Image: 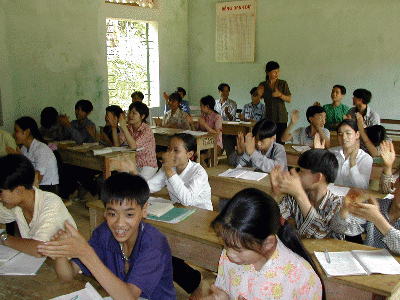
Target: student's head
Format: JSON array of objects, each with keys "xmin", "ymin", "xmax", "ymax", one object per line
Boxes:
[
  {"xmin": 175, "ymin": 87, "xmax": 186, "ymax": 99},
  {"xmin": 250, "ymin": 87, "xmax": 261, "ymax": 105},
  {"xmin": 298, "ymin": 149, "xmax": 338, "ymax": 188},
  {"xmin": 169, "ymin": 133, "xmax": 197, "ymax": 168},
  {"xmin": 218, "ymin": 83, "xmax": 230, "ymax": 99},
  {"xmin": 128, "ymin": 101, "xmax": 149, "ymax": 125},
  {"xmin": 306, "ymin": 105, "xmax": 326, "ymax": 127},
  {"xmin": 265, "ymin": 61, "xmax": 280, "ymax": 81},
  {"xmin": 75, "ymin": 100, "xmax": 93, "ymax": 120},
  {"xmin": 365, "ymin": 125, "xmax": 386, "ymax": 146},
  {"xmin": 105, "ymin": 105, "xmax": 123, "ymax": 125},
  {"xmin": 0, "ymin": 154, "xmax": 35, "ymax": 209},
  {"xmin": 252, "ymin": 119, "xmax": 277, "ymax": 153},
  {"xmin": 131, "ymin": 91, "xmax": 144, "ymax": 102},
  {"xmin": 167, "ymin": 92, "xmax": 182, "ymax": 111},
  {"xmin": 337, "ymin": 119, "xmax": 360, "ymax": 149},
  {"xmin": 101, "ymin": 173, "xmax": 149, "ymax": 243},
  {"xmin": 200, "ymin": 95, "xmax": 216, "ymax": 114},
  {"xmin": 14, "ymin": 116, "xmax": 45, "ymax": 144},
  {"xmin": 331, "ymin": 85, "xmax": 346, "ymax": 102},
  {"xmin": 353, "ymin": 89, "xmax": 372, "ymax": 105},
  {"xmin": 40, "ymin": 107, "xmax": 59, "ymax": 129}
]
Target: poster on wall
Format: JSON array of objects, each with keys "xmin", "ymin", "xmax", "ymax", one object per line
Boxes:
[{"xmin": 215, "ymin": 0, "xmax": 256, "ymax": 63}]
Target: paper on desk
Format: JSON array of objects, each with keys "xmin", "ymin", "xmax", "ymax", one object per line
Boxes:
[
  {"xmin": 181, "ymin": 130, "xmax": 208, "ymax": 136},
  {"xmin": 0, "ymin": 252, "xmax": 46, "ymax": 275},
  {"xmin": 218, "ymin": 168, "xmax": 268, "ymax": 181},
  {"xmin": 0, "ymin": 245, "xmax": 20, "ymax": 263},
  {"xmin": 292, "ymin": 145, "xmax": 311, "ymax": 153},
  {"xmin": 51, "ymin": 282, "xmax": 103, "ymax": 300},
  {"xmin": 92, "ymin": 147, "xmax": 140, "ymax": 156}
]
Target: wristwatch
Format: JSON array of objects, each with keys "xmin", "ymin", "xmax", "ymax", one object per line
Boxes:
[{"xmin": 1, "ymin": 233, "xmax": 8, "ymax": 246}]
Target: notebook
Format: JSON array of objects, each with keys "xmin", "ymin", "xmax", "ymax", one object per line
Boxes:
[
  {"xmin": 0, "ymin": 252, "xmax": 46, "ymax": 275},
  {"xmin": 218, "ymin": 168, "xmax": 268, "ymax": 181},
  {"xmin": 314, "ymin": 249, "xmax": 400, "ymax": 277},
  {"xmin": 146, "ymin": 207, "xmax": 196, "ymax": 224},
  {"xmin": 147, "ymin": 197, "xmax": 174, "ymax": 217},
  {"xmin": 0, "ymin": 245, "xmax": 20, "ymax": 263}
]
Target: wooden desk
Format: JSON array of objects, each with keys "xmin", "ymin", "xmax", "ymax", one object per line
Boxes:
[
  {"xmin": 57, "ymin": 144, "xmax": 136, "ymax": 179},
  {"xmin": 152, "ymin": 127, "xmax": 217, "ymax": 166},
  {"xmin": 0, "ymin": 258, "xmax": 107, "ymax": 299},
  {"xmin": 206, "ymin": 164, "xmax": 272, "ymax": 199},
  {"xmin": 222, "ymin": 121, "xmax": 255, "ymax": 136}
]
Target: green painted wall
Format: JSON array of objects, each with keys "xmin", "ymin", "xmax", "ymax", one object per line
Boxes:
[{"xmin": 187, "ymin": 0, "xmax": 400, "ymax": 128}]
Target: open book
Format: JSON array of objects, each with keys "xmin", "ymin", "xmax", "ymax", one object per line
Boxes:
[
  {"xmin": 147, "ymin": 197, "xmax": 174, "ymax": 217},
  {"xmin": 0, "ymin": 245, "xmax": 19, "ymax": 263},
  {"xmin": 314, "ymin": 249, "xmax": 400, "ymax": 277},
  {"xmin": 218, "ymin": 168, "xmax": 268, "ymax": 181},
  {"xmin": 0, "ymin": 252, "xmax": 46, "ymax": 275}
]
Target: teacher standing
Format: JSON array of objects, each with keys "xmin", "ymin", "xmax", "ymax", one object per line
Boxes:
[{"xmin": 258, "ymin": 61, "xmax": 291, "ymax": 144}]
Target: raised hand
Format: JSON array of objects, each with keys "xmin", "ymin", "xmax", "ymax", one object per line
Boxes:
[
  {"xmin": 244, "ymin": 132, "xmax": 256, "ymax": 155},
  {"xmin": 236, "ymin": 132, "xmax": 245, "ymax": 154},
  {"xmin": 270, "ymin": 164, "xmax": 283, "ymax": 198},
  {"xmin": 279, "ymin": 168, "xmax": 304, "ymax": 198},
  {"xmin": 290, "ymin": 110, "xmax": 300, "ymax": 124},
  {"xmin": 106, "ymin": 112, "xmax": 119, "ymax": 129},
  {"xmin": 313, "ymin": 132, "xmax": 325, "ymax": 149},
  {"xmin": 355, "ymin": 112, "xmax": 365, "ymax": 129},
  {"xmin": 118, "ymin": 113, "xmax": 128, "ymax": 129},
  {"xmin": 381, "ymin": 140, "xmax": 396, "ymax": 168},
  {"xmin": 348, "ymin": 195, "xmax": 382, "ymax": 223}
]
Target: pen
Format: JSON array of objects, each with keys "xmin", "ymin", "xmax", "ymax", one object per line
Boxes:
[{"xmin": 324, "ymin": 249, "xmax": 331, "ymax": 263}]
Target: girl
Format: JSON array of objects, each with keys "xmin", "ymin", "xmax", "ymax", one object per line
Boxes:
[
  {"xmin": 111, "ymin": 101, "xmax": 157, "ymax": 180},
  {"xmin": 101, "ymin": 105, "xmax": 123, "ymax": 146},
  {"xmin": 329, "ymin": 119, "xmax": 373, "ymax": 189},
  {"xmin": 205, "ymin": 188, "xmax": 323, "ymax": 300},
  {"xmin": 155, "ymin": 93, "xmax": 190, "ymax": 129},
  {"xmin": 10, "ymin": 116, "xmax": 59, "ymax": 193}
]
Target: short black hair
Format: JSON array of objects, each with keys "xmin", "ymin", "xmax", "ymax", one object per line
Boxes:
[
  {"xmin": 175, "ymin": 87, "xmax": 186, "ymax": 96},
  {"xmin": 105, "ymin": 105, "xmax": 123, "ymax": 118},
  {"xmin": 353, "ymin": 89, "xmax": 372, "ymax": 104},
  {"xmin": 101, "ymin": 172, "xmax": 150, "ymax": 208},
  {"xmin": 365, "ymin": 125, "xmax": 386, "ymax": 146},
  {"xmin": 128, "ymin": 101, "xmax": 149, "ymax": 123},
  {"xmin": 0, "ymin": 154, "xmax": 35, "ymax": 190},
  {"xmin": 250, "ymin": 87, "xmax": 258, "ymax": 96},
  {"xmin": 200, "ymin": 95, "xmax": 216, "ymax": 111},
  {"xmin": 337, "ymin": 119, "xmax": 358, "ymax": 133},
  {"xmin": 265, "ymin": 61, "xmax": 280, "ymax": 72},
  {"xmin": 171, "ymin": 133, "xmax": 197, "ymax": 153},
  {"xmin": 333, "ymin": 85, "xmax": 346, "ymax": 95},
  {"xmin": 75, "ymin": 99, "xmax": 93, "ymax": 113},
  {"xmin": 40, "ymin": 107, "xmax": 59, "ymax": 129},
  {"xmin": 298, "ymin": 149, "xmax": 338, "ymax": 184},
  {"xmin": 131, "ymin": 91, "xmax": 144, "ymax": 100},
  {"xmin": 218, "ymin": 83, "xmax": 230, "ymax": 92},
  {"xmin": 169, "ymin": 92, "xmax": 183, "ymax": 104},
  {"xmin": 252, "ymin": 119, "xmax": 277, "ymax": 140},
  {"xmin": 306, "ymin": 105, "xmax": 326, "ymax": 123}
]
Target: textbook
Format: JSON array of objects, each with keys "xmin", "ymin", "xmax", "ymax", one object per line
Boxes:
[
  {"xmin": 218, "ymin": 168, "xmax": 268, "ymax": 181},
  {"xmin": 147, "ymin": 197, "xmax": 174, "ymax": 217},
  {"xmin": 147, "ymin": 207, "xmax": 196, "ymax": 224},
  {"xmin": 0, "ymin": 252, "xmax": 46, "ymax": 275},
  {"xmin": 314, "ymin": 249, "xmax": 400, "ymax": 277}
]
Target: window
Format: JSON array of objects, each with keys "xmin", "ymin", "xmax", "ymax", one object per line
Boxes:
[{"xmin": 106, "ymin": 18, "xmax": 159, "ymax": 109}]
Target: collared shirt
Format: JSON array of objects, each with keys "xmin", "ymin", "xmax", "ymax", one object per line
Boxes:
[
  {"xmin": 230, "ymin": 141, "xmax": 288, "ymax": 172},
  {"xmin": 347, "ymin": 106, "xmax": 380, "ymax": 127},
  {"xmin": 197, "ymin": 111, "xmax": 223, "ymax": 149},
  {"xmin": 279, "ymin": 189, "xmax": 344, "ymax": 239},
  {"xmin": 323, "ymin": 103, "xmax": 350, "ymax": 130},
  {"xmin": 164, "ymin": 100, "xmax": 191, "ymax": 115},
  {"xmin": 242, "ymin": 102, "xmax": 265, "ymax": 121},
  {"xmin": 69, "ymin": 118, "xmax": 96, "ymax": 144},
  {"xmin": 147, "ymin": 160, "xmax": 212, "ymax": 210},
  {"xmin": 214, "ymin": 239, "xmax": 322, "ymax": 300},
  {"xmin": 329, "ymin": 147, "xmax": 373, "ymax": 189},
  {"xmin": 74, "ymin": 221, "xmax": 176, "ymax": 300},
  {"xmin": 0, "ymin": 129, "xmax": 17, "ymax": 156},
  {"xmin": 162, "ymin": 108, "xmax": 190, "ymax": 130},
  {"xmin": 21, "ymin": 138, "xmax": 59, "ymax": 185},
  {"xmin": 215, "ymin": 98, "xmax": 237, "ymax": 121},
  {"xmin": 291, "ymin": 126, "xmax": 330, "ymax": 147},
  {"xmin": 0, "ymin": 187, "xmax": 76, "ymax": 241},
  {"xmin": 119, "ymin": 122, "xmax": 157, "ymax": 168}
]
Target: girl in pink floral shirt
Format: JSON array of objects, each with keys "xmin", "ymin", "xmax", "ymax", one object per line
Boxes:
[{"xmin": 204, "ymin": 188, "xmax": 324, "ymax": 300}]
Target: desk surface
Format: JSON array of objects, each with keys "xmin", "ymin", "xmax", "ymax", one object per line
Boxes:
[{"xmin": 222, "ymin": 121, "xmax": 255, "ymax": 135}]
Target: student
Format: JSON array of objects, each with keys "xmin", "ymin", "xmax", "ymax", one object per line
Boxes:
[
  {"xmin": 58, "ymin": 99, "xmax": 97, "ymax": 144},
  {"xmin": 0, "ymin": 128, "xmax": 17, "ymax": 156},
  {"xmin": 155, "ymin": 93, "xmax": 190, "ymax": 130},
  {"xmin": 271, "ymin": 149, "xmax": 344, "ymax": 239},
  {"xmin": 238, "ymin": 87, "xmax": 265, "ymax": 122},
  {"xmin": 101, "ymin": 105, "xmax": 123, "ymax": 147},
  {"xmin": 379, "ymin": 141, "xmax": 399, "ymax": 194},
  {"xmin": 10, "ymin": 116, "xmax": 59, "ymax": 193},
  {"xmin": 39, "ymin": 106, "xmax": 68, "ymax": 141},
  {"xmin": 0, "ymin": 154, "xmax": 76, "ymax": 257},
  {"xmin": 345, "ymin": 88, "xmax": 380, "ymax": 127},
  {"xmin": 131, "ymin": 91, "xmax": 145, "ymax": 102},
  {"xmin": 329, "ymin": 119, "xmax": 373, "ymax": 189},
  {"xmin": 37, "ymin": 173, "xmax": 176, "ymax": 300},
  {"xmin": 205, "ymin": 188, "xmax": 323, "ymax": 300},
  {"xmin": 214, "ymin": 83, "xmax": 237, "ymax": 121},
  {"xmin": 281, "ymin": 106, "xmax": 331, "ymax": 148},
  {"xmin": 163, "ymin": 87, "xmax": 191, "ymax": 115},
  {"xmin": 257, "ymin": 61, "xmax": 291, "ymax": 144},
  {"xmin": 111, "ymin": 101, "xmax": 158, "ymax": 180},
  {"xmin": 323, "ymin": 85, "xmax": 349, "ymax": 130},
  {"xmin": 229, "ymin": 119, "xmax": 287, "ymax": 172}
]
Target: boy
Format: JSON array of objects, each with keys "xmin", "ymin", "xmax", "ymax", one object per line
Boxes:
[
  {"xmin": 271, "ymin": 149, "xmax": 344, "ymax": 239},
  {"xmin": 323, "ymin": 85, "xmax": 349, "ymax": 130},
  {"xmin": 281, "ymin": 105, "xmax": 331, "ymax": 148},
  {"xmin": 229, "ymin": 119, "xmax": 287, "ymax": 172},
  {"xmin": 131, "ymin": 91, "xmax": 145, "ymax": 102},
  {"xmin": 345, "ymin": 88, "xmax": 380, "ymax": 127},
  {"xmin": 59, "ymin": 99, "xmax": 96, "ymax": 144},
  {"xmin": 37, "ymin": 172, "xmax": 175, "ymax": 300},
  {"xmin": 0, "ymin": 154, "xmax": 76, "ymax": 257},
  {"xmin": 238, "ymin": 87, "xmax": 265, "ymax": 122}
]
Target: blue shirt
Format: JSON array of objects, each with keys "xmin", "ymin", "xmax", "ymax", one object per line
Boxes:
[
  {"xmin": 164, "ymin": 99, "xmax": 191, "ymax": 115},
  {"xmin": 242, "ymin": 102, "xmax": 265, "ymax": 121},
  {"xmin": 73, "ymin": 221, "xmax": 176, "ymax": 300},
  {"xmin": 69, "ymin": 118, "xmax": 96, "ymax": 144}
]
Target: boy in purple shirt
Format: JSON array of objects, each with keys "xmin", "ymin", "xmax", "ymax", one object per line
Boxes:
[{"xmin": 38, "ymin": 173, "xmax": 175, "ymax": 300}]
